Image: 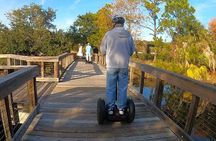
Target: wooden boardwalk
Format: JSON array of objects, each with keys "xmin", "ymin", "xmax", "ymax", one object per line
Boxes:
[{"xmin": 21, "ymin": 60, "xmax": 180, "ymax": 141}]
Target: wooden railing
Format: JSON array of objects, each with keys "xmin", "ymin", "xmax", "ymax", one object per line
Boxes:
[
  {"xmin": 0, "ymin": 66, "xmax": 39, "ymax": 141},
  {"xmin": 96, "ymin": 54, "xmax": 216, "ymax": 140},
  {"xmin": 0, "ymin": 52, "xmax": 75, "ymax": 82},
  {"xmin": 0, "ymin": 52, "xmax": 76, "ymax": 141}
]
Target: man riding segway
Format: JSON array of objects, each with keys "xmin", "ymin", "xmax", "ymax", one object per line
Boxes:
[{"xmin": 97, "ymin": 15, "xmax": 136, "ymax": 124}]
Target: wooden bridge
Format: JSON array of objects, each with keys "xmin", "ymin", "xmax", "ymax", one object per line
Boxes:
[{"xmin": 0, "ymin": 53, "xmax": 216, "ymax": 141}]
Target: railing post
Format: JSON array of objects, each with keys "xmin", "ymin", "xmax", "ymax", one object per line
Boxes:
[
  {"xmin": 20, "ymin": 60, "xmax": 24, "ymax": 65},
  {"xmin": 129, "ymin": 67, "xmax": 134, "ymax": 86},
  {"xmin": 95, "ymin": 54, "xmax": 98, "ymax": 64},
  {"xmin": 72, "ymin": 54, "xmax": 74, "ymax": 62},
  {"xmin": 153, "ymin": 78, "xmax": 164, "ymax": 108},
  {"xmin": 41, "ymin": 62, "xmax": 44, "ymax": 78},
  {"xmin": 54, "ymin": 62, "xmax": 59, "ymax": 79},
  {"xmin": 0, "ymin": 97, "xmax": 13, "ymax": 141},
  {"xmin": 59, "ymin": 61, "xmax": 62, "ymax": 77},
  {"xmin": 13, "ymin": 59, "xmax": 15, "ymax": 66},
  {"xmin": 65, "ymin": 56, "xmax": 68, "ymax": 67},
  {"xmin": 184, "ymin": 95, "xmax": 200, "ymax": 134},
  {"xmin": 103, "ymin": 56, "xmax": 106, "ymax": 66},
  {"xmin": 8, "ymin": 94, "xmax": 19, "ymax": 128},
  {"xmin": 101, "ymin": 56, "xmax": 103, "ymax": 66},
  {"xmin": 27, "ymin": 61, "xmax": 31, "ymax": 66},
  {"xmin": 27, "ymin": 77, "xmax": 37, "ymax": 112},
  {"xmin": 139, "ymin": 71, "xmax": 145, "ymax": 94},
  {"xmin": 7, "ymin": 58, "xmax": 11, "ymax": 66}
]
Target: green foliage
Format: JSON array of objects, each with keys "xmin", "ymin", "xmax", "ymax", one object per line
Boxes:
[
  {"xmin": 0, "ymin": 3, "xmax": 70, "ymax": 56},
  {"xmin": 73, "ymin": 12, "xmax": 98, "ymax": 45},
  {"xmin": 160, "ymin": 0, "xmax": 205, "ymax": 40},
  {"xmin": 154, "ymin": 60, "xmax": 186, "ymax": 74},
  {"xmin": 174, "ymin": 36, "xmax": 209, "ymax": 67},
  {"xmin": 135, "ymin": 53, "xmax": 154, "ymax": 61},
  {"xmin": 90, "ymin": 4, "xmax": 113, "ymax": 47},
  {"xmin": 141, "ymin": 0, "xmax": 164, "ymax": 38}
]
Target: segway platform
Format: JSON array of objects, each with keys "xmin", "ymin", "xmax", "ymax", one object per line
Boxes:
[{"xmin": 97, "ymin": 98, "xmax": 135, "ymax": 125}]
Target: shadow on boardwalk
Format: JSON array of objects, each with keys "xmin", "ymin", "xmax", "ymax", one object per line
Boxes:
[{"xmin": 62, "ymin": 60, "xmax": 104, "ymax": 82}]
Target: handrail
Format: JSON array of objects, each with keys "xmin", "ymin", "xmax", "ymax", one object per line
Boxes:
[
  {"xmin": 129, "ymin": 61, "xmax": 216, "ymax": 104},
  {"xmin": 0, "ymin": 66, "xmax": 31, "ymax": 70},
  {"xmin": 0, "ymin": 66, "xmax": 39, "ymax": 141},
  {"xmin": 0, "ymin": 53, "xmax": 69, "ymax": 62},
  {"xmin": 0, "ymin": 52, "xmax": 76, "ymax": 82},
  {"xmin": 0, "ymin": 66, "xmax": 38, "ymax": 100}
]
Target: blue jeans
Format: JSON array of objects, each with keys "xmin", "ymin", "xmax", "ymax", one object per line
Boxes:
[{"xmin": 106, "ymin": 68, "xmax": 128, "ymax": 109}]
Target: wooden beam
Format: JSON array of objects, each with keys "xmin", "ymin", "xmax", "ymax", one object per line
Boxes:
[
  {"xmin": 0, "ymin": 66, "xmax": 39, "ymax": 100},
  {"xmin": 27, "ymin": 77, "xmax": 37, "ymax": 112},
  {"xmin": 154, "ymin": 79, "xmax": 164, "ymax": 108},
  {"xmin": 41, "ymin": 62, "xmax": 44, "ymax": 78},
  {"xmin": 0, "ymin": 97, "xmax": 13, "ymax": 141},
  {"xmin": 184, "ymin": 95, "xmax": 200, "ymax": 134},
  {"xmin": 8, "ymin": 94, "xmax": 19, "ymax": 127},
  {"xmin": 129, "ymin": 67, "xmax": 134, "ymax": 86},
  {"xmin": 129, "ymin": 86, "xmax": 193, "ymax": 141},
  {"xmin": 12, "ymin": 105, "xmax": 40, "ymax": 141},
  {"xmin": 0, "ymin": 66, "xmax": 29, "ymax": 70},
  {"xmin": 7, "ymin": 58, "xmax": 11, "ymax": 66},
  {"xmin": 139, "ymin": 71, "xmax": 145, "ymax": 94},
  {"xmin": 54, "ymin": 62, "xmax": 59, "ymax": 79}
]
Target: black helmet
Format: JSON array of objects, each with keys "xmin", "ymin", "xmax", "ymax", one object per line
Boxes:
[{"xmin": 112, "ymin": 15, "xmax": 125, "ymax": 24}]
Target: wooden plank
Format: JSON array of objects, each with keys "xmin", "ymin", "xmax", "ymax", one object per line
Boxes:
[
  {"xmin": 34, "ymin": 118, "xmax": 165, "ymax": 131},
  {"xmin": 139, "ymin": 71, "xmax": 144, "ymax": 94},
  {"xmin": 129, "ymin": 67, "xmax": 134, "ymax": 86},
  {"xmin": 0, "ymin": 97, "xmax": 13, "ymax": 141},
  {"xmin": 13, "ymin": 105, "xmax": 40, "ymax": 141},
  {"xmin": 129, "ymin": 86, "xmax": 193, "ymax": 141},
  {"xmin": 8, "ymin": 94, "xmax": 19, "ymax": 127},
  {"xmin": 184, "ymin": 95, "xmax": 200, "ymax": 134},
  {"xmin": 0, "ymin": 53, "xmax": 75, "ymax": 63},
  {"xmin": 0, "ymin": 66, "xmax": 29, "ymax": 70},
  {"xmin": 22, "ymin": 130, "xmax": 178, "ymax": 141},
  {"xmin": 0, "ymin": 66, "xmax": 39, "ymax": 100},
  {"xmin": 36, "ymin": 77, "xmax": 59, "ymax": 82},
  {"xmin": 24, "ymin": 127, "xmax": 174, "ymax": 139},
  {"xmin": 41, "ymin": 62, "xmax": 44, "ymax": 78},
  {"xmin": 7, "ymin": 58, "xmax": 11, "ymax": 66},
  {"xmin": 54, "ymin": 62, "xmax": 59, "ymax": 79},
  {"xmin": 27, "ymin": 77, "xmax": 37, "ymax": 112},
  {"xmin": 154, "ymin": 79, "xmax": 164, "ymax": 108},
  {"xmin": 13, "ymin": 83, "xmax": 55, "ymax": 141}
]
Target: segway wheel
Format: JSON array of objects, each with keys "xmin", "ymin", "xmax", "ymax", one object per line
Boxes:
[
  {"xmin": 126, "ymin": 98, "xmax": 135, "ymax": 123},
  {"xmin": 97, "ymin": 98, "xmax": 106, "ymax": 125}
]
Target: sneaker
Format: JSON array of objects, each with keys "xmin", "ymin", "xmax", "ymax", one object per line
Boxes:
[
  {"xmin": 108, "ymin": 108, "xmax": 114, "ymax": 115},
  {"xmin": 119, "ymin": 109, "xmax": 124, "ymax": 115}
]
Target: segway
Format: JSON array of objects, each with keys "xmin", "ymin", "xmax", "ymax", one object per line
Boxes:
[{"xmin": 97, "ymin": 85, "xmax": 135, "ymax": 125}]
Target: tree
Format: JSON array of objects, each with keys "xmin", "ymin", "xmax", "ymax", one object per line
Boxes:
[
  {"xmin": 208, "ymin": 18, "xmax": 216, "ymax": 66},
  {"xmin": 66, "ymin": 25, "xmax": 83, "ymax": 50},
  {"xmin": 0, "ymin": 22, "xmax": 10, "ymax": 53},
  {"xmin": 73, "ymin": 12, "xmax": 98, "ymax": 45},
  {"xmin": 141, "ymin": 0, "xmax": 164, "ymax": 39},
  {"xmin": 7, "ymin": 4, "xmax": 55, "ymax": 30},
  {"xmin": 6, "ymin": 3, "xmax": 56, "ymax": 55},
  {"xmin": 88, "ymin": 4, "xmax": 113, "ymax": 47},
  {"xmin": 160, "ymin": 0, "xmax": 204, "ymax": 40},
  {"xmin": 209, "ymin": 18, "xmax": 216, "ymax": 40}
]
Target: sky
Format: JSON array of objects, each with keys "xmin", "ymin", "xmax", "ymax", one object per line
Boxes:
[{"xmin": 0, "ymin": 0, "xmax": 215, "ymax": 41}]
